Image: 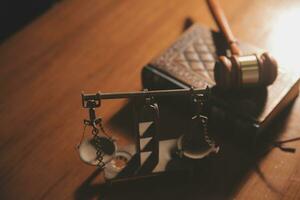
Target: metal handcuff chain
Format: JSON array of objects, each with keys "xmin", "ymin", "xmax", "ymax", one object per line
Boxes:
[
  {"xmin": 78, "ymin": 118, "xmax": 115, "ymax": 169},
  {"xmin": 192, "ymin": 89, "xmax": 219, "ymax": 154}
]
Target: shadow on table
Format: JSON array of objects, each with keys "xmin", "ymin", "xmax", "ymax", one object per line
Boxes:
[{"xmin": 74, "ymin": 96, "xmax": 298, "ymax": 200}]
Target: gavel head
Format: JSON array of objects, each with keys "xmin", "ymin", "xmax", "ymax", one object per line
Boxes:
[{"xmin": 214, "ymin": 52, "xmax": 278, "ymax": 90}]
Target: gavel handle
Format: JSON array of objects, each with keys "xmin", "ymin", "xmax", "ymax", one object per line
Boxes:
[{"xmin": 206, "ymin": 0, "xmax": 242, "ymax": 55}]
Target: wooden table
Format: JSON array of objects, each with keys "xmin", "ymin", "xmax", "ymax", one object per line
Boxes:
[{"xmin": 1, "ymin": 0, "xmax": 300, "ymax": 199}]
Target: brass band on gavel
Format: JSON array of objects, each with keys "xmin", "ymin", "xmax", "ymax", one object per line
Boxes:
[{"xmin": 236, "ymin": 55, "xmax": 260, "ymax": 85}]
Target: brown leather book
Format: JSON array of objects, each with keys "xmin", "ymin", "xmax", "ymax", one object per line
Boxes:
[{"xmin": 142, "ymin": 24, "xmax": 300, "ymax": 145}]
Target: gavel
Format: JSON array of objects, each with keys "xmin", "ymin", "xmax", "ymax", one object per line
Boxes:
[{"xmin": 206, "ymin": 0, "xmax": 278, "ymax": 90}]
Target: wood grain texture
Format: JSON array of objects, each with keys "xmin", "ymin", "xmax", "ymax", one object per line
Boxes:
[{"xmin": 0, "ymin": 0, "xmax": 300, "ymax": 199}]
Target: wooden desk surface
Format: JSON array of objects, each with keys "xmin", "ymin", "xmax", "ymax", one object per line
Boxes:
[{"xmin": 1, "ymin": 0, "xmax": 300, "ymax": 199}]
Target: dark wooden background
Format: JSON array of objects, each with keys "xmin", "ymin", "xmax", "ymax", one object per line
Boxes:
[
  {"xmin": 0, "ymin": 0, "xmax": 57, "ymax": 41},
  {"xmin": 1, "ymin": 0, "xmax": 300, "ymax": 199}
]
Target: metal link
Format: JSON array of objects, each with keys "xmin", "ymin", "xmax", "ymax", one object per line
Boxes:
[{"xmin": 191, "ymin": 87, "xmax": 217, "ymax": 151}]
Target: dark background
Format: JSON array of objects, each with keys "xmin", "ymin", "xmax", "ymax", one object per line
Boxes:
[{"xmin": 0, "ymin": 0, "xmax": 57, "ymax": 42}]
